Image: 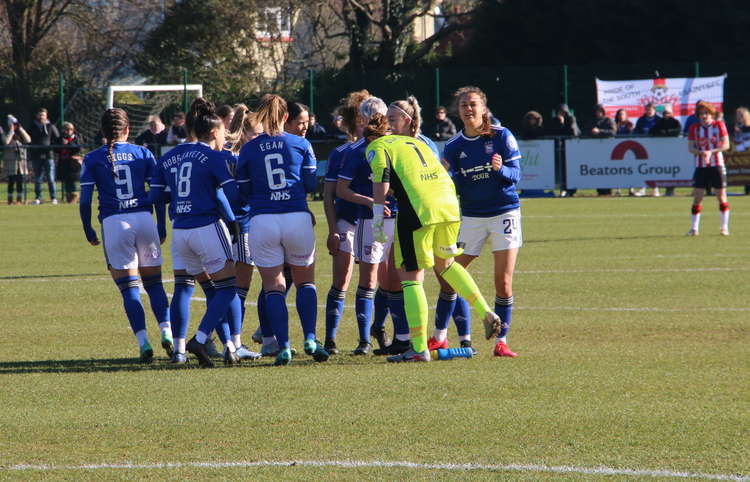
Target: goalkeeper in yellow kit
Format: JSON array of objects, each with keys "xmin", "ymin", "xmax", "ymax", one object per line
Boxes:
[{"xmin": 364, "ymin": 113, "xmax": 501, "ymax": 362}]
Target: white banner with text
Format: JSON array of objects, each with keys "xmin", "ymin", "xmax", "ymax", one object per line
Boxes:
[{"xmin": 566, "ymin": 138, "xmax": 694, "ymax": 189}]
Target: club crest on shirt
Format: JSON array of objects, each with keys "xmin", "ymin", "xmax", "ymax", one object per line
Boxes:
[
  {"xmin": 506, "ymin": 135, "xmax": 518, "ymax": 152},
  {"xmin": 484, "ymin": 141, "xmax": 494, "ymax": 155}
]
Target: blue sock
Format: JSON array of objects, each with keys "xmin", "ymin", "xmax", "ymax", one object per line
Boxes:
[
  {"xmin": 237, "ymin": 287, "xmax": 248, "ymax": 328},
  {"xmin": 115, "ymin": 276, "xmax": 146, "ymax": 337},
  {"xmin": 170, "ymin": 275, "xmax": 195, "ymax": 340},
  {"xmin": 453, "ymin": 296, "xmax": 471, "ymax": 337},
  {"xmin": 215, "ymin": 320, "xmax": 230, "ymax": 345},
  {"xmin": 227, "ymin": 289, "xmax": 243, "ymax": 337},
  {"xmin": 296, "ymin": 282, "xmax": 317, "ymax": 341},
  {"xmin": 325, "ymin": 286, "xmax": 345, "ymax": 341},
  {"xmin": 199, "ymin": 279, "xmax": 215, "ymax": 304},
  {"xmin": 257, "ymin": 289, "xmax": 274, "ymax": 337},
  {"xmin": 355, "ymin": 286, "xmax": 375, "ymax": 342},
  {"xmin": 141, "ymin": 274, "xmax": 170, "ymax": 325},
  {"xmin": 388, "ymin": 290, "xmax": 409, "ymax": 338},
  {"xmin": 495, "ymin": 295, "xmax": 514, "ymax": 339},
  {"xmin": 435, "ymin": 291, "xmax": 457, "ymax": 331},
  {"xmin": 196, "ymin": 277, "xmax": 237, "ymax": 340},
  {"xmin": 372, "ymin": 287, "xmax": 389, "ymax": 331},
  {"xmin": 265, "ymin": 290, "xmax": 289, "ymax": 348}
]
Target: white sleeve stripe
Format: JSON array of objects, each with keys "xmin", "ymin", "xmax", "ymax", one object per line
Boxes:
[
  {"xmin": 338, "ymin": 175, "xmax": 353, "ymax": 180},
  {"xmin": 302, "ymin": 166, "xmax": 316, "ymax": 170},
  {"xmin": 236, "ymin": 179, "xmax": 250, "ymax": 184},
  {"xmin": 505, "ymin": 155, "xmax": 522, "ymax": 161},
  {"xmin": 80, "ymin": 182, "xmax": 95, "ymax": 186},
  {"xmin": 150, "ymin": 184, "xmax": 165, "ymax": 188},
  {"xmin": 324, "ymin": 177, "xmax": 338, "ymax": 182},
  {"xmin": 219, "ymin": 179, "xmax": 234, "ymax": 186}
]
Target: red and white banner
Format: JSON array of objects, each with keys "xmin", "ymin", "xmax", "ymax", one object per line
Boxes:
[
  {"xmin": 565, "ymin": 138, "xmax": 694, "ymax": 189},
  {"xmin": 596, "ymin": 75, "xmax": 726, "ymax": 124}
]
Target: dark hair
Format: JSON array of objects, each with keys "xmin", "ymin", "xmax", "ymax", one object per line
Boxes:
[
  {"xmin": 287, "ymin": 102, "xmax": 309, "ymax": 122},
  {"xmin": 38, "ymin": 107, "xmax": 48, "ymax": 114},
  {"xmin": 173, "ymin": 112, "xmax": 186, "ymax": 120},
  {"xmin": 453, "ymin": 86, "xmax": 493, "ymax": 137},
  {"xmin": 437, "ymin": 106, "xmax": 447, "ymax": 113},
  {"xmin": 189, "ymin": 98, "xmax": 222, "ymax": 140},
  {"xmin": 217, "ymin": 104, "xmax": 233, "ymax": 119},
  {"xmin": 100, "ymin": 108, "xmax": 130, "ymax": 178},
  {"xmin": 340, "ymin": 89, "xmax": 370, "ymax": 138},
  {"xmin": 364, "ymin": 112, "xmax": 389, "ymax": 140}
]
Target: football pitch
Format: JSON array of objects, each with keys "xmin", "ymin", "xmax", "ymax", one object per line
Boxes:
[{"xmin": 0, "ymin": 194, "xmax": 748, "ymax": 481}]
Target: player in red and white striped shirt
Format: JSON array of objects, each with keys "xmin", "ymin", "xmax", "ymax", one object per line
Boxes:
[{"xmin": 687, "ymin": 103, "xmax": 730, "ymax": 236}]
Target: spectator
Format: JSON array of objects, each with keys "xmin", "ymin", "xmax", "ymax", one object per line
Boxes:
[
  {"xmin": 732, "ymin": 106, "xmax": 750, "ymax": 194},
  {"xmin": 431, "ymin": 106, "xmax": 457, "ymax": 140},
  {"xmin": 683, "ymin": 100, "xmax": 709, "ymax": 136},
  {"xmin": 57, "ymin": 122, "xmax": 83, "ymax": 204},
  {"xmin": 217, "ymin": 104, "xmax": 234, "ymax": 130},
  {"xmin": 519, "ymin": 111, "xmax": 544, "ymax": 139},
  {"xmin": 548, "ymin": 104, "xmax": 580, "ymax": 197},
  {"xmin": 547, "ymin": 103, "xmax": 580, "ymax": 137},
  {"xmin": 165, "ymin": 111, "xmax": 188, "ymax": 145},
  {"xmin": 614, "ymin": 109, "xmax": 635, "ymax": 136},
  {"xmin": 650, "ymin": 105, "xmax": 682, "ymax": 196},
  {"xmin": 307, "ymin": 113, "xmax": 328, "ymax": 140},
  {"xmin": 587, "ymin": 104, "xmax": 616, "ymax": 138},
  {"xmin": 586, "ymin": 105, "xmax": 616, "ymax": 196},
  {"xmin": 27, "ymin": 107, "xmax": 60, "ymax": 205},
  {"xmin": 330, "ymin": 114, "xmax": 348, "ymax": 140},
  {"xmin": 135, "ymin": 115, "xmax": 167, "ymax": 158},
  {"xmin": 634, "ymin": 103, "xmax": 659, "ymax": 135},
  {"xmin": 2, "ymin": 115, "xmax": 31, "ymax": 205}
]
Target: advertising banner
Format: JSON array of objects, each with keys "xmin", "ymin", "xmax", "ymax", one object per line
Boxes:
[
  {"xmin": 565, "ymin": 138, "xmax": 694, "ymax": 189},
  {"xmin": 596, "ymin": 75, "xmax": 726, "ymax": 124}
]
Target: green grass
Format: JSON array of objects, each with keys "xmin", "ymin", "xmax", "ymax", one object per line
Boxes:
[{"xmin": 0, "ymin": 194, "xmax": 748, "ymax": 481}]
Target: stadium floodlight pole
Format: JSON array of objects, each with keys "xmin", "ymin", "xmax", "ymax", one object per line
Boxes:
[
  {"xmin": 694, "ymin": 61, "xmax": 700, "ymax": 77},
  {"xmin": 59, "ymin": 72, "xmax": 65, "ymax": 126},
  {"xmin": 106, "ymin": 84, "xmax": 204, "ymax": 109},
  {"xmin": 183, "ymin": 70, "xmax": 189, "ymax": 113}
]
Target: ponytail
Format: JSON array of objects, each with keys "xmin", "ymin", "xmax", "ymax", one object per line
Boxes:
[
  {"xmin": 100, "ymin": 108, "xmax": 129, "ymax": 177},
  {"xmin": 389, "ymin": 95, "xmax": 422, "ymax": 137},
  {"xmin": 364, "ymin": 113, "xmax": 389, "ymax": 140},
  {"xmin": 255, "ymin": 94, "xmax": 287, "ymax": 136},
  {"xmin": 190, "ymin": 97, "xmax": 222, "ymax": 141},
  {"xmin": 226, "ymin": 103, "xmax": 261, "ymax": 153}
]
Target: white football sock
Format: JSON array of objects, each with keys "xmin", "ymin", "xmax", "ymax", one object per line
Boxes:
[{"xmin": 135, "ymin": 330, "xmax": 149, "ymax": 347}]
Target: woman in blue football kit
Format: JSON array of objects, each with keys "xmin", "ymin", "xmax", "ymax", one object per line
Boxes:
[
  {"xmin": 322, "ymin": 90, "xmax": 370, "ymax": 355},
  {"xmin": 237, "ymin": 94, "xmax": 328, "ymax": 366},
  {"xmin": 78, "ymin": 108, "xmax": 172, "ymax": 363},
  {"xmin": 336, "ymin": 96, "xmax": 400, "ymax": 355},
  {"xmin": 149, "ymin": 99, "xmax": 244, "ymax": 367},
  {"xmin": 441, "ymin": 86, "xmax": 522, "ymax": 357}
]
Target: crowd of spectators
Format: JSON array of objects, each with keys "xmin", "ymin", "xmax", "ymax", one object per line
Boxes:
[{"xmin": 4, "ymin": 99, "xmax": 750, "ymax": 204}]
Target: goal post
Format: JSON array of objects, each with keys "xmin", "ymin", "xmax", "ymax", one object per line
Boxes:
[{"xmin": 106, "ymin": 84, "xmax": 204, "ymax": 109}]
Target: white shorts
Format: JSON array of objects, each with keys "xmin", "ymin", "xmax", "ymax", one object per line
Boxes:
[
  {"xmin": 249, "ymin": 212, "xmax": 315, "ymax": 268},
  {"xmin": 458, "ymin": 210, "xmax": 523, "ymax": 256},
  {"xmin": 336, "ymin": 219, "xmax": 356, "ymax": 255},
  {"xmin": 232, "ymin": 232, "xmax": 254, "ymax": 266},
  {"xmin": 101, "ymin": 211, "xmax": 162, "ymax": 270},
  {"xmin": 172, "ymin": 220, "xmax": 234, "ymax": 276},
  {"xmin": 354, "ymin": 217, "xmax": 395, "ymax": 264}
]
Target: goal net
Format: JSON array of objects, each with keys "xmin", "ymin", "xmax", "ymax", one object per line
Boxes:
[{"xmin": 64, "ymin": 84, "xmax": 203, "ymax": 145}]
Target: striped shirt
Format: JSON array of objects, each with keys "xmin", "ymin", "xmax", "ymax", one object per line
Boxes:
[{"xmin": 689, "ymin": 120, "xmax": 728, "ymax": 167}]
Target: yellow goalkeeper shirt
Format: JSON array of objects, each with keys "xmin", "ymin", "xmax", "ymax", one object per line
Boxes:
[{"xmin": 366, "ymin": 135, "xmax": 460, "ymax": 226}]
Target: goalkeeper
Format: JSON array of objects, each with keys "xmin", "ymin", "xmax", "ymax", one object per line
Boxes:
[{"xmin": 365, "ymin": 113, "xmax": 501, "ymax": 362}]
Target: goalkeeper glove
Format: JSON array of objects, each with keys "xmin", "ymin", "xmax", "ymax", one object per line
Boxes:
[{"xmin": 372, "ymin": 203, "xmax": 388, "ymax": 243}]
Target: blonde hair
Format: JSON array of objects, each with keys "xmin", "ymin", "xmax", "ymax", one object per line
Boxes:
[
  {"xmin": 453, "ymin": 86, "xmax": 493, "ymax": 137},
  {"xmin": 255, "ymin": 94, "xmax": 287, "ymax": 136},
  {"xmin": 735, "ymin": 107, "xmax": 750, "ymax": 127},
  {"xmin": 389, "ymin": 95, "xmax": 422, "ymax": 137},
  {"xmin": 226, "ymin": 103, "xmax": 261, "ymax": 153}
]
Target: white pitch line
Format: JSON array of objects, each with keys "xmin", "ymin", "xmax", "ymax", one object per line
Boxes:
[{"xmin": 2, "ymin": 459, "xmax": 747, "ymax": 480}]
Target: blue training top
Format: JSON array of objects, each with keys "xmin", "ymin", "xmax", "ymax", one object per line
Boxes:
[
  {"xmin": 80, "ymin": 142, "xmax": 156, "ymax": 220},
  {"xmin": 325, "ymin": 141, "xmax": 358, "ymax": 225},
  {"xmin": 150, "ymin": 142, "xmax": 238, "ymax": 229},
  {"xmin": 442, "ymin": 126, "xmax": 521, "ymax": 217},
  {"xmin": 236, "ymin": 132, "xmax": 316, "ymax": 217}
]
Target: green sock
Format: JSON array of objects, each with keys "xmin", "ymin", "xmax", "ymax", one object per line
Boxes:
[
  {"xmin": 401, "ymin": 280, "xmax": 428, "ymax": 353},
  {"xmin": 440, "ymin": 262, "xmax": 491, "ymax": 318}
]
